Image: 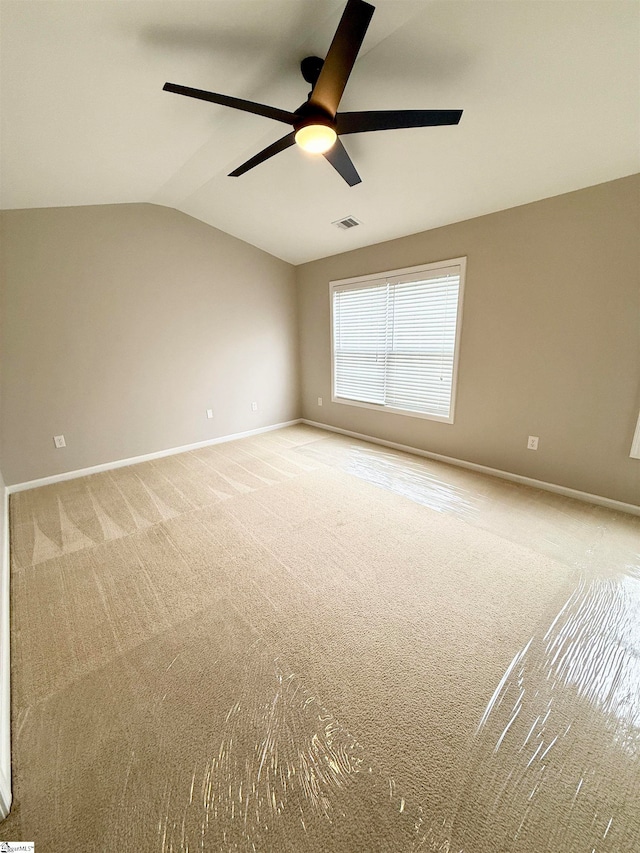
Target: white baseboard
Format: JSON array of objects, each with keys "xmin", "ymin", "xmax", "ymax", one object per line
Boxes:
[
  {"xmin": 302, "ymin": 419, "xmax": 640, "ymax": 517},
  {"xmin": 0, "ymin": 484, "xmax": 11, "ymax": 819},
  {"xmin": 7, "ymin": 420, "xmax": 303, "ymax": 494}
]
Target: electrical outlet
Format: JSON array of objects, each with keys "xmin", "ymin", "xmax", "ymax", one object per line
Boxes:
[
  {"xmin": 251, "ymin": 402, "xmax": 258, "ymax": 412},
  {"xmin": 54, "ymin": 435, "xmax": 66, "ymax": 448},
  {"xmin": 527, "ymin": 435, "xmax": 539, "ymax": 451},
  {"xmin": 206, "ymin": 409, "xmax": 213, "ymax": 419},
  {"xmin": 317, "ymin": 397, "xmax": 323, "ymax": 406}
]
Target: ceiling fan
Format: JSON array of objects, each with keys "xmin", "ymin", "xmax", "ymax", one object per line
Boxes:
[{"xmin": 163, "ymin": 0, "xmax": 463, "ymax": 186}]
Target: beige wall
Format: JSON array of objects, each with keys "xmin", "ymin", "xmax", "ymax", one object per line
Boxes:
[
  {"xmin": 0, "ymin": 204, "xmax": 300, "ymax": 485},
  {"xmin": 297, "ymin": 175, "xmax": 640, "ymax": 507},
  {"xmin": 2, "ymin": 179, "xmax": 638, "ymax": 504}
]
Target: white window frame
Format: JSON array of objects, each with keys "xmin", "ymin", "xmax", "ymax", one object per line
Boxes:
[{"xmin": 330, "ymin": 257, "xmax": 466, "ymax": 424}]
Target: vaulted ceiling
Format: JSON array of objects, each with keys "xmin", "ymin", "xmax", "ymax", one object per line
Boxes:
[{"xmin": 1, "ymin": 1, "xmax": 638, "ymax": 264}]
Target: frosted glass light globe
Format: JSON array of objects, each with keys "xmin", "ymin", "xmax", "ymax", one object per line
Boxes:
[{"xmin": 295, "ymin": 124, "xmax": 337, "ymax": 154}]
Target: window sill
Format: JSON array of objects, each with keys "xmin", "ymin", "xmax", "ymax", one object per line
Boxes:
[{"xmin": 332, "ymin": 395, "xmax": 454, "ymax": 424}]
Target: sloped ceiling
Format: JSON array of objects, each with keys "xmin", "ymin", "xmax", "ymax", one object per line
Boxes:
[{"xmin": 1, "ymin": 0, "xmax": 638, "ymax": 264}]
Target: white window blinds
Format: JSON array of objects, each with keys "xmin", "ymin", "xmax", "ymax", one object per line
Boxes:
[{"xmin": 332, "ymin": 260, "xmax": 464, "ymax": 421}]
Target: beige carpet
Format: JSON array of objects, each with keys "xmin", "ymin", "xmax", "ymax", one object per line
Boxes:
[{"xmin": 3, "ymin": 425, "xmax": 639, "ymax": 851}]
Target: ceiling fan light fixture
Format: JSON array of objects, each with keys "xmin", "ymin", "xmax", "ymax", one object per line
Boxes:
[
  {"xmin": 164, "ymin": 0, "xmax": 462, "ymax": 185},
  {"xmin": 295, "ymin": 123, "xmax": 337, "ymax": 154}
]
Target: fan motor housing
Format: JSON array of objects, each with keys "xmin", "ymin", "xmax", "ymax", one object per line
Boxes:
[
  {"xmin": 300, "ymin": 56, "xmax": 324, "ymax": 86},
  {"xmin": 293, "ymin": 107, "xmax": 336, "ymax": 133}
]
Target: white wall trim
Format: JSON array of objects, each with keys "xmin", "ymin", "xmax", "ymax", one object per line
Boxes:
[
  {"xmin": 7, "ymin": 420, "xmax": 302, "ymax": 494},
  {"xmin": 302, "ymin": 419, "xmax": 640, "ymax": 517},
  {"xmin": 630, "ymin": 411, "xmax": 640, "ymax": 459},
  {"xmin": 0, "ymin": 483, "xmax": 11, "ymax": 819}
]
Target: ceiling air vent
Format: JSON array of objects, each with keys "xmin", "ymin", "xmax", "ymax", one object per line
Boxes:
[{"xmin": 332, "ymin": 215, "xmax": 362, "ymax": 230}]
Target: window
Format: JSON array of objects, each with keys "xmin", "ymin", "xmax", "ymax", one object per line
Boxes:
[{"xmin": 331, "ymin": 258, "xmax": 465, "ymax": 422}]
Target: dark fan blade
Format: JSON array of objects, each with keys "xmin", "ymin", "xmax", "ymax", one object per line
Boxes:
[
  {"xmin": 323, "ymin": 138, "xmax": 361, "ymax": 186},
  {"xmin": 163, "ymin": 83, "xmax": 296, "ymax": 125},
  {"xmin": 310, "ymin": 0, "xmax": 374, "ymax": 117},
  {"xmin": 337, "ymin": 109, "xmax": 463, "ymax": 134},
  {"xmin": 229, "ymin": 131, "xmax": 297, "ymax": 177}
]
